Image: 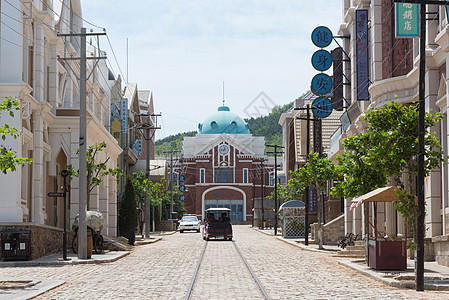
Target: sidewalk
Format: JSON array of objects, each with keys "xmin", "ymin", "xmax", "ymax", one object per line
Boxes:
[
  {"xmin": 0, "ymin": 236, "xmax": 163, "ymax": 267},
  {"xmin": 339, "ymin": 259, "xmax": 449, "ymax": 291},
  {"xmin": 252, "ymin": 226, "xmax": 340, "ymax": 253},
  {"xmin": 253, "ymin": 226, "xmax": 449, "ymax": 290}
]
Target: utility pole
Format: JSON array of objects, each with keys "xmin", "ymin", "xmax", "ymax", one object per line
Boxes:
[
  {"xmin": 294, "ymin": 104, "xmax": 315, "ymax": 245},
  {"xmin": 57, "ymin": 28, "xmax": 106, "ymax": 259},
  {"xmin": 163, "ymin": 149, "xmax": 180, "ymax": 219},
  {"xmin": 261, "ymin": 160, "xmax": 265, "ymax": 230},
  {"xmin": 252, "ymin": 170, "xmax": 256, "ymax": 228},
  {"xmin": 391, "ymin": 0, "xmax": 435, "ymax": 291},
  {"xmin": 267, "ymin": 144, "xmax": 284, "ymax": 236},
  {"xmin": 135, "ymin": 113, "xmax": 161, "ymax": 239}
]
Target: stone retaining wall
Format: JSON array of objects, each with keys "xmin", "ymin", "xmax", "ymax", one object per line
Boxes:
[
  {"xmin": 0, "ymin": 223, "xmax": 65, "ymax": 260},
  {"xmin": 311, "ymin": 214, "xmax": 345, "ymax": 245},
  {"xmin": 156, "ymin": 220, "xmax": 176, "ymax": 231},
  {"xmin": 432, "ymin": 235, "xmax": 449, "ymax": 266}
]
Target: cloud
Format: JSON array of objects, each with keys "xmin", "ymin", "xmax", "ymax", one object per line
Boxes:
[{"xmin": 80, "ymin": 0, "xmax": 342, "ymax": 137}]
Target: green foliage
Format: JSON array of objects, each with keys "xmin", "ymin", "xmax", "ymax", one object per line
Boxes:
[
  {"xmin": 130, "ymin": 172, "xmax": 186, "ymax": 220},
  {"xmin": 267, "ymin": 182, "xmax": 301, "ymax": 203},
  {"xmin": 66, "ymin": 142, "xmax": 122, "ymax": 209},
  {"xmin": 0, "ymin": 97, "xmax": 32, "ymax": 174},
  {"xmin": 119, "ymin": 176, "xmax": 138, "ymax": 237},
  {"xmin": 290, "ymin": 153, "xmax": 338, "ymax": 192},
  {"xmin": 289, "ymin": 152, "xmax": 338, "ymax": 249},
  {"xmin": 131, "ymin": 170, "xmax": 147, "ymax": 204},
  {"xmin": 332, "ymin": 101, "xmax": 444, "ymax": 239},
  {"xmin": 155, "ymin": 131, "xmax": 196, "ymax": 156}
]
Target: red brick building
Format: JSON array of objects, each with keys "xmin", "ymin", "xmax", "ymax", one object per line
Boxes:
[{"xmin": 182, "ymin": 105, "xmax": 275, "ymax": 222}]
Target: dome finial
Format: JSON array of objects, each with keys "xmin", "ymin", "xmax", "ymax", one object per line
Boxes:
[{"xmin": 222, "ymin": 81, "xmax": 225, "ymax": 106}]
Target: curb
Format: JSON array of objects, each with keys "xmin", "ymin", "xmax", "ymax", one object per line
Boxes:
[
  {"xmin": 338, "ymin": 260, "xmax": 449, "ymax": 291},
  {"xmin": 0, "ymin": 251, "xmax": 130, "ymax": 267},
  {"xmin": 134, "ymin": 236, "xmax": 163, "ymax": 246}
]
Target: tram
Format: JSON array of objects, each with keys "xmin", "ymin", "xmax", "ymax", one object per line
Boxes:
[{"xmin": 202, "ymin": 208, "xmax": 233, "ymax": 241}]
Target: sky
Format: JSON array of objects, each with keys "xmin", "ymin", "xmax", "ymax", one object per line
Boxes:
[{"xmin": 79, "ymin": 1, "xmax": 343, "ymax": 140}]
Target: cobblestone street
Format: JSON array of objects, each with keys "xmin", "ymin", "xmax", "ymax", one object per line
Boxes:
[{"xmin": 2, "ymin": 225, "xmax": 449, "ymax": 299}]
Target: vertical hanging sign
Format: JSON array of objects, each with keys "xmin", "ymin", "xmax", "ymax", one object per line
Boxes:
[
  {"xmin": 396, "ymin": 3, "xmax": 419, "ymax": 37},
  {"xmin": 120, "ymin": 98, "xmax": 128, "ymax": 133},
  {"xmin": 356, "ymin": 9, "xmax": 369, "ymax": 101}
]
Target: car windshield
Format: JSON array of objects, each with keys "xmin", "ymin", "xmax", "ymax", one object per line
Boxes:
[{"xmin": 181, "ymin": 216, "xmax": 198, "ymax": 222}]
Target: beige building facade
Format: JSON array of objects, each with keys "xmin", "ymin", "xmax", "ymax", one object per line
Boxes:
[
  {"xmin": 0, "ymin": 0, "xmax": 122, "ymax": 239},
  {"xmin": 327, "ymin": 0, "xmax": 449, "ymax": 265}
]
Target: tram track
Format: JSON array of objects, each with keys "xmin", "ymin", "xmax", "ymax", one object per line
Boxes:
[{"xmin": 185, "ymin": 239, "xmax": 270, "ymax": 300}]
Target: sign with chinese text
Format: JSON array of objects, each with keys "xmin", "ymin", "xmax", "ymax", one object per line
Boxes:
[
  {"xmin": 312, "ymin": 49, "xmax": 332, "ymax": 71},
  {"xmin": 312, "ymin": 97, "xmax": 333, "ymax": 118},
  {"xmin": 311, "ymin": 73, "xmax": 333, "ymax": 95},
  {"xmin": 311, "ymin": 26, "xmax": 333, "ymax": 48},
  {"xmin": 308, "ymin": 186, "xmax": 317, "ymax": 214},
  {"xmin": 120, "ymin": 98, "xmax": 128, "ymax": 133},
  {"xmin": 356, "ymin": 9, "xmax": 370, "ymax": 101},
  {"xmin": 396, "ymin": 3, "xmax": 419, "ymax": 37},
  {"xmin": 331, "ymin": 47, "xmax": 344, "ymax": 111}
]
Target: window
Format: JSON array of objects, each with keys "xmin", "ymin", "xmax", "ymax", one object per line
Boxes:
[
  {"xmin": 243, "ymin": 168, "xmax": 248, "ymax": 183},
  {"xmin": 214, "ymin": 167, "xmax": 234, "ymax": 183},
  {"xmin": 200, "ymin": 168, "xmax": 205, "ymax": 183},
  {"xmin": 269, "ymin": 172, "xmax": 275, "ymax": 186}
]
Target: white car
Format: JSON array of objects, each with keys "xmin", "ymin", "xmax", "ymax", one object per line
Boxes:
[{"xmin": 179, "ymin": 215, "xmax": 200, "ymax": 233}]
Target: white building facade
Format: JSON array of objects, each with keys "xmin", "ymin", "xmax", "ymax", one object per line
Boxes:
[
  {"xmin": 328, "ymin": 0, "xmax": 449, "ymax": 265},
  {"xmin": 0, "ymin": 0, "xmax": 121, "ymax": 237}
]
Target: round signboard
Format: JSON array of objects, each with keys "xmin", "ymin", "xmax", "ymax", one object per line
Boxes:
[
  {"xmin": 312, "ymin": 97, "xmax": 333, "ymax": 118},
  {"xmin": 179, "ymin": 185, "xmax": 186, "ymax": 192},
  {"xmin": 311, "ymin": 26, "xmax": 333, "ymax": 48},
  {"xmin": 179, "ymin": 174, "xmax": 186, "ymax": 183},
  {"xmin": 179, "ymin": 194, "xmax": 186, "ymax": 202},
  {"xmin": 311, "ymin": 49, "xmax": 332, "ymax": 72},
  {"xmin": 311, "ymin": 73, "xmax": 333, "ymax": 95}
]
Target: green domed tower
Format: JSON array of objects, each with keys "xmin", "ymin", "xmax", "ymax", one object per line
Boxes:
[{"xmin": 198, "ymin": 106, "xmax": 250, "ymax": 134}]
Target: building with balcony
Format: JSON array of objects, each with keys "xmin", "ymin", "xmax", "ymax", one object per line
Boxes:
[
  {"xmin": 327, "ymin": 0, "xmax": 449, "ymax": 265},
  {"xmin": 0, "ymin": 0, "xmax": 121, "ymax": 257}
]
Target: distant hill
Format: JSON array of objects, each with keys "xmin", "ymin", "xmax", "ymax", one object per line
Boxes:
[
  {"xmin": 155, "ymin": 131, "xmax": 196, "ymax": 156},
  {"xmin": 155, "ymin": 94, "xmax": 306, "ymax": 156},
  {"xmin": 244, "ymin": 101, "xmax": 294, "ymax": 154}
]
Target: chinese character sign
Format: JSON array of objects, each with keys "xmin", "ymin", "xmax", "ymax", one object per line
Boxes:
[
  {"xmin": 311, "ymin": 26, "xmax": 333, "ymax": 48},
  {"xmin": 311, "ymin": 73, "xmax": 333, "ymax": 95},
  {"xmin": 312, "ymin": 49, "xmax": 332, "ymax": 72},
  {"xmin": 308, "ymin": 186, "xmax": 317, "ymax": 214},
  {"xmin": 312, "ymin": 97, "xmax": 333, "ymax": 118},
  {"xmin": 120, "ymin": 98, "xmax": 128, "ymax": 133},
  {"xmin": 396, "ymin": 3, "xmax": 419, "ymax": 37},
  {"xmin": 356, "ymin": 9, "xmax": 369, "ymax": 101}
]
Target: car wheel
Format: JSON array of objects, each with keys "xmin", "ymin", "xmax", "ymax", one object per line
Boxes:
[
  {"xmin": 197, "ymin": 229, "xmax": 200, "ymax": 233},
  {"xmin": 180, "ymin": 230, "xmax": 184, "ymax": 233},
  {"xmin": 203, "ymin": 235, "xmax": 206, "ymax": 240}
]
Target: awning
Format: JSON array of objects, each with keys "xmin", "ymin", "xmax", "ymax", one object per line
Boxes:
[{"xmin": 349, "ymin": 186, "xmax": 401, "ymax": 211}]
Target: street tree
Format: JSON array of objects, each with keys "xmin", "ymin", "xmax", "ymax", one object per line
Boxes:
[
  {"xmin": 67, "ymin": 142, "xmax": 122, "ymax": 209},
  {"xmin": 0, "ymin": 97, "xmax": 32, "ymax": 173},
  {"xmin": 118, "ymin": 176, "xmax": 138, "ymax": 239},
  {"xmin": 332, "ymin": 101, "xmax": 444, "ymax": 249},
  {"xmin": 289, "ymin": 152, "xmax": 338, "ymax": 249}
]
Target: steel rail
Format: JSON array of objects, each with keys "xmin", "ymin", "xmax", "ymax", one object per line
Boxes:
[
  {"xmin": 232, "ymin": 240, "xmax": 271, "ymax": 300},
  {"xmin": 185, "ymin": 241, "xmax": 208, "ymax": 300}
]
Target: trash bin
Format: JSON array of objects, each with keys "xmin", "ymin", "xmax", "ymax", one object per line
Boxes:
[
  {"xmin": 1, "ymin": 230, "xmax": 31, "ymax": 261},
  {"xmin": 128, "ymin": 228, "xmax": 135, "ymax": 245}
]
